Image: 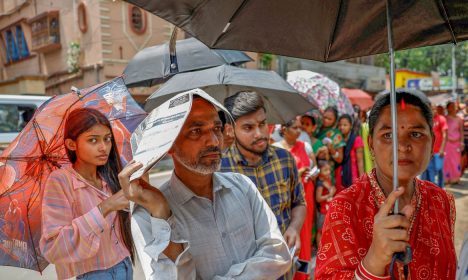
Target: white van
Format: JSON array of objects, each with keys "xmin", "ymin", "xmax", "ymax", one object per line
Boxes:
[{"xmin": 0, "ymin": 95, "xmax": 50, "ymax": 153}]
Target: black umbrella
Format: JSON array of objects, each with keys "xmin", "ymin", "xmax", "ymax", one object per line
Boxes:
[
  {"xmin": 126, "ymin": 0, "xmax": 467, "ymax": 203},
  {"xmin": 125, "ymin": 0, "xmax": 468, "ymax": 274},
  {"xmin": 145, "ymin": 65, "xmax": 317, "ymax": 124},
  {"xmin": 122, "ymin": 1, "xmax": 468, "ymax": 62},
  {"xmin": 123, "ymin": 37, "xmax": 252, "ymax": 88}
]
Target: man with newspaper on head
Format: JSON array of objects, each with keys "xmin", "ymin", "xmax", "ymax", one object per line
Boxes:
[{"xmin": 119, "ymin": 92, "xmax": 291, "ymax": 280}]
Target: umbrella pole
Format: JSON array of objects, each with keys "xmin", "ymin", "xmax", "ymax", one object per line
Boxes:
[
  {"xmin": 169, "ymin": 27, "xmax": 179, "ymax": 73},
  {"xmin": 385, "ymin": 0, "xmax": 399, "ymax": 214},
  {"xmin": 386, "ymin": 0, "xmax": 413, "ymax": 273}
]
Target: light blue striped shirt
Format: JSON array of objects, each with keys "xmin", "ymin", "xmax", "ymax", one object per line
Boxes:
[{"xmin": 131, "ymin": 172, "xmax": 291, "ymax": 279}]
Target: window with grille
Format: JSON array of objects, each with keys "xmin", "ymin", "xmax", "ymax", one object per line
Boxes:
[{"xmin": 2, "ymin": 24, "xmax": 30, "ymax": 64}]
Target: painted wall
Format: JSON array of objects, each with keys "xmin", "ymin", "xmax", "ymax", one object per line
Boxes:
[{"xmin": 0, "ymin": 0, "xmax": 183, "ymax": 96}]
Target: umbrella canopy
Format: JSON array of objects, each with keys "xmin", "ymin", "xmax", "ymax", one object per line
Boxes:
[
  {"xmin": 123, "ymin": 37, "xmax": 252, "ymax": 87},
  {"xmin": 427, "ymin": 93, "xmax": 454, "ymax": 106},
  {"xmin": 0, "ymin": 77, "xmax": 146, "ymax": 272},
  {"xmin": 287, "ymin": 70, "xmax": 354, "ymax": 116},
  {"xmin": 123, "ymin": 0, "xmax": 468, "ymax": 62},
  {"xmin": 146, "ymin": 65, "xmax": 317, "ymax": 124},
  {"xmin": 342, "ymin": 88, "xmax": 374, "ymax": 111}
]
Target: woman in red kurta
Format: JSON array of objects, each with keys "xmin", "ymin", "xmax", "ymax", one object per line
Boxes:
[
  {"xmin": 274, "ymin": 117, "xmax": 317, "ymax": 280},
  {"xmin": 315, "ymin": 90, "xmax": 456, "ymax": 279}
]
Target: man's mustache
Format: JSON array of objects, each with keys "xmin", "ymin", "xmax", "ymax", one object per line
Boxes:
[
  {"xmin": 252, "ymin": 137, "xmax": 268, "ymax": 145},
  {"xmin": 199, "ymin": 146, "xmax": 222, "ymax": 157}
]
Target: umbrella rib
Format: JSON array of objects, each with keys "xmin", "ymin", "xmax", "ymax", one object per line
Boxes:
[
  {"xmin": 436, "ymin": 0, "xmax": 458, "ymax": 44},
  {"xmin": 173, "ymin": 0, "xmax": 211, "ymax": 38},
  {"xmin": 0, "ymin": 156, "xmax": 40, "ymax": 161},
  {"xmin": 25, "ymin": 188, "xmax": 42, "ymax": 273},
  {"xmin": 32, "ymin": 120, "xmax": 47, "ymax": 155},
  {"xmin": 0, "ymin": 159, "xmax": 42, "ymax": 197},
  {"xmin": 211, "ymin": 0, "xmax": 250, "ymax": 46},
  {"xmin": 325, "ymin": 0, "xmax": 343, "ymax": 61}
]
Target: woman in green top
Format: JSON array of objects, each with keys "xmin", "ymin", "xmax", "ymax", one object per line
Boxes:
[
  {"xmin": 317, "ymin": 107, "xmax": 346, "ymax": 185},
  {"xmin": 300, "ymin": 113, "xmax": 328, "ymax": 160}
]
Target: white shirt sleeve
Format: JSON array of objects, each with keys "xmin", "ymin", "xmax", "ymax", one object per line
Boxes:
[{"xmin": 131, "ymin": 205, "xmax": 194, "ymax": 280}]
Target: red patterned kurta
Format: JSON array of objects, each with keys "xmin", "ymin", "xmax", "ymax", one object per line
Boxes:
[{"xmin": 315, "ymin": 169, "xmax": 456, "ymax": 279}]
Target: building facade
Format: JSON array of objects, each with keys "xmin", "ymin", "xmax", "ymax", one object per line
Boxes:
[{"xmin": 0, "ymin": 0, "xmax": 182, "ymax": 102}]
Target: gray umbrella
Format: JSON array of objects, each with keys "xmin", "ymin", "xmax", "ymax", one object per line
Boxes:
[
  {"xmin": 123, "ymin": 37, "xmax": 252, "ymax": 88},
  {"xmin": 145, "ymin": 65, "xmax": 317, "ymax": 124}
]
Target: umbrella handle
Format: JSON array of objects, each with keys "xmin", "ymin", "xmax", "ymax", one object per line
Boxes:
[
  {"xmin": 390, "ymin": 246, "xmax": 412, "ymax": 280},
  {"xmin": 389, "ymin": 212, "xmax": 412, "ymax": 279}
]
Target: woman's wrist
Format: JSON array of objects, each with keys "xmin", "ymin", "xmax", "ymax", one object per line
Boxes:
[
  {"xmin": 362, "ymin": 250, "xmax": 388, "ymax": 277},
  {"xmin": 98, "ymin": 201, "xmax": 109, "ymax": 217},
  {"xmin": 356, "ymin": 260, "xmax": 390, "ymax": 280}
]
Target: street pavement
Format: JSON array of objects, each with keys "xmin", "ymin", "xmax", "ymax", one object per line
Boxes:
[{"xmin": 0, "ymin": 170, "xmax": 466, "ymax": 279}]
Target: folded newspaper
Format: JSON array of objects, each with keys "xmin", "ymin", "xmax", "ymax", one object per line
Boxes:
[{"xmin": 129, "ymin": 88, "xmax": 232, "ymax": 180}]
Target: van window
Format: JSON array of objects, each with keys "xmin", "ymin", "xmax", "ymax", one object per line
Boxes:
[{"xmin": 0, "ymin": 104, "xmax": 37, "ymax": 133}]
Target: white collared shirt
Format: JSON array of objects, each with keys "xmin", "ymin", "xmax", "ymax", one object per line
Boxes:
[{"xmin": 131, "ymin": 172, "xmax": 291, "ymax": 279}]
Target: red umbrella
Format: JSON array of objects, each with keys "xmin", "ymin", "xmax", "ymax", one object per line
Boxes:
[
  {"xmin": 0, "ymin": 77, "xmax": 146, "ymax": 272},
  {"xmin": 342, "ymin": 88, "xmax": 374, "ymax": 111}
]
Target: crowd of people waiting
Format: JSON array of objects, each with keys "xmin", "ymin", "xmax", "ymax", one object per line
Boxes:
[
  {"xmin": 39, "ymin": 89, "xmax": 459, "ymax": 280},
  {"xmin": 266, "ymin": 95, "xmax": 467, "ymax": 258}
]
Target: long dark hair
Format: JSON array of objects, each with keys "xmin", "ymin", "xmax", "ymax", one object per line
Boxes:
[{"xmin": 64, "ymin": 108, "xmax": 134, "ymax": 261}]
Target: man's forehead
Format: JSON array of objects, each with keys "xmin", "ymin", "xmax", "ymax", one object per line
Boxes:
[
  {"xmin": 236, "ymin": 108, "xmax": 266, "ymax": 124},
  {"xmin": 192, "ymin": 98, "xmax": 217, "ymax": 111},
  {"xmin": 185, "ymin": 98, "xmax": 221, "ymax": 125}
]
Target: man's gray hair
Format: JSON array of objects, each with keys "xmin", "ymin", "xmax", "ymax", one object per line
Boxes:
[{"xmin": 223, "ymin": 91, "xmax": 265, "ymax": 120}]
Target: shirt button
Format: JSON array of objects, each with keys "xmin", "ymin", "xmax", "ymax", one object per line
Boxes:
[
  {"xmin": 221, "ymin": 232, "xmax": 227, "ymax": 238},
  {"xmin": 115, "ymin": 240, "xmax": 119, "ymax": 244},
  {"xmin": 112, "ymin": 224, "xmax": 115, "ymax": 229}
]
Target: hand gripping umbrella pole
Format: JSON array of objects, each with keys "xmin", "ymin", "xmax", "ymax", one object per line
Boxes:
[{"xmin": 386, "ymin": 1, "xmax": 412, "ymax": 278}]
